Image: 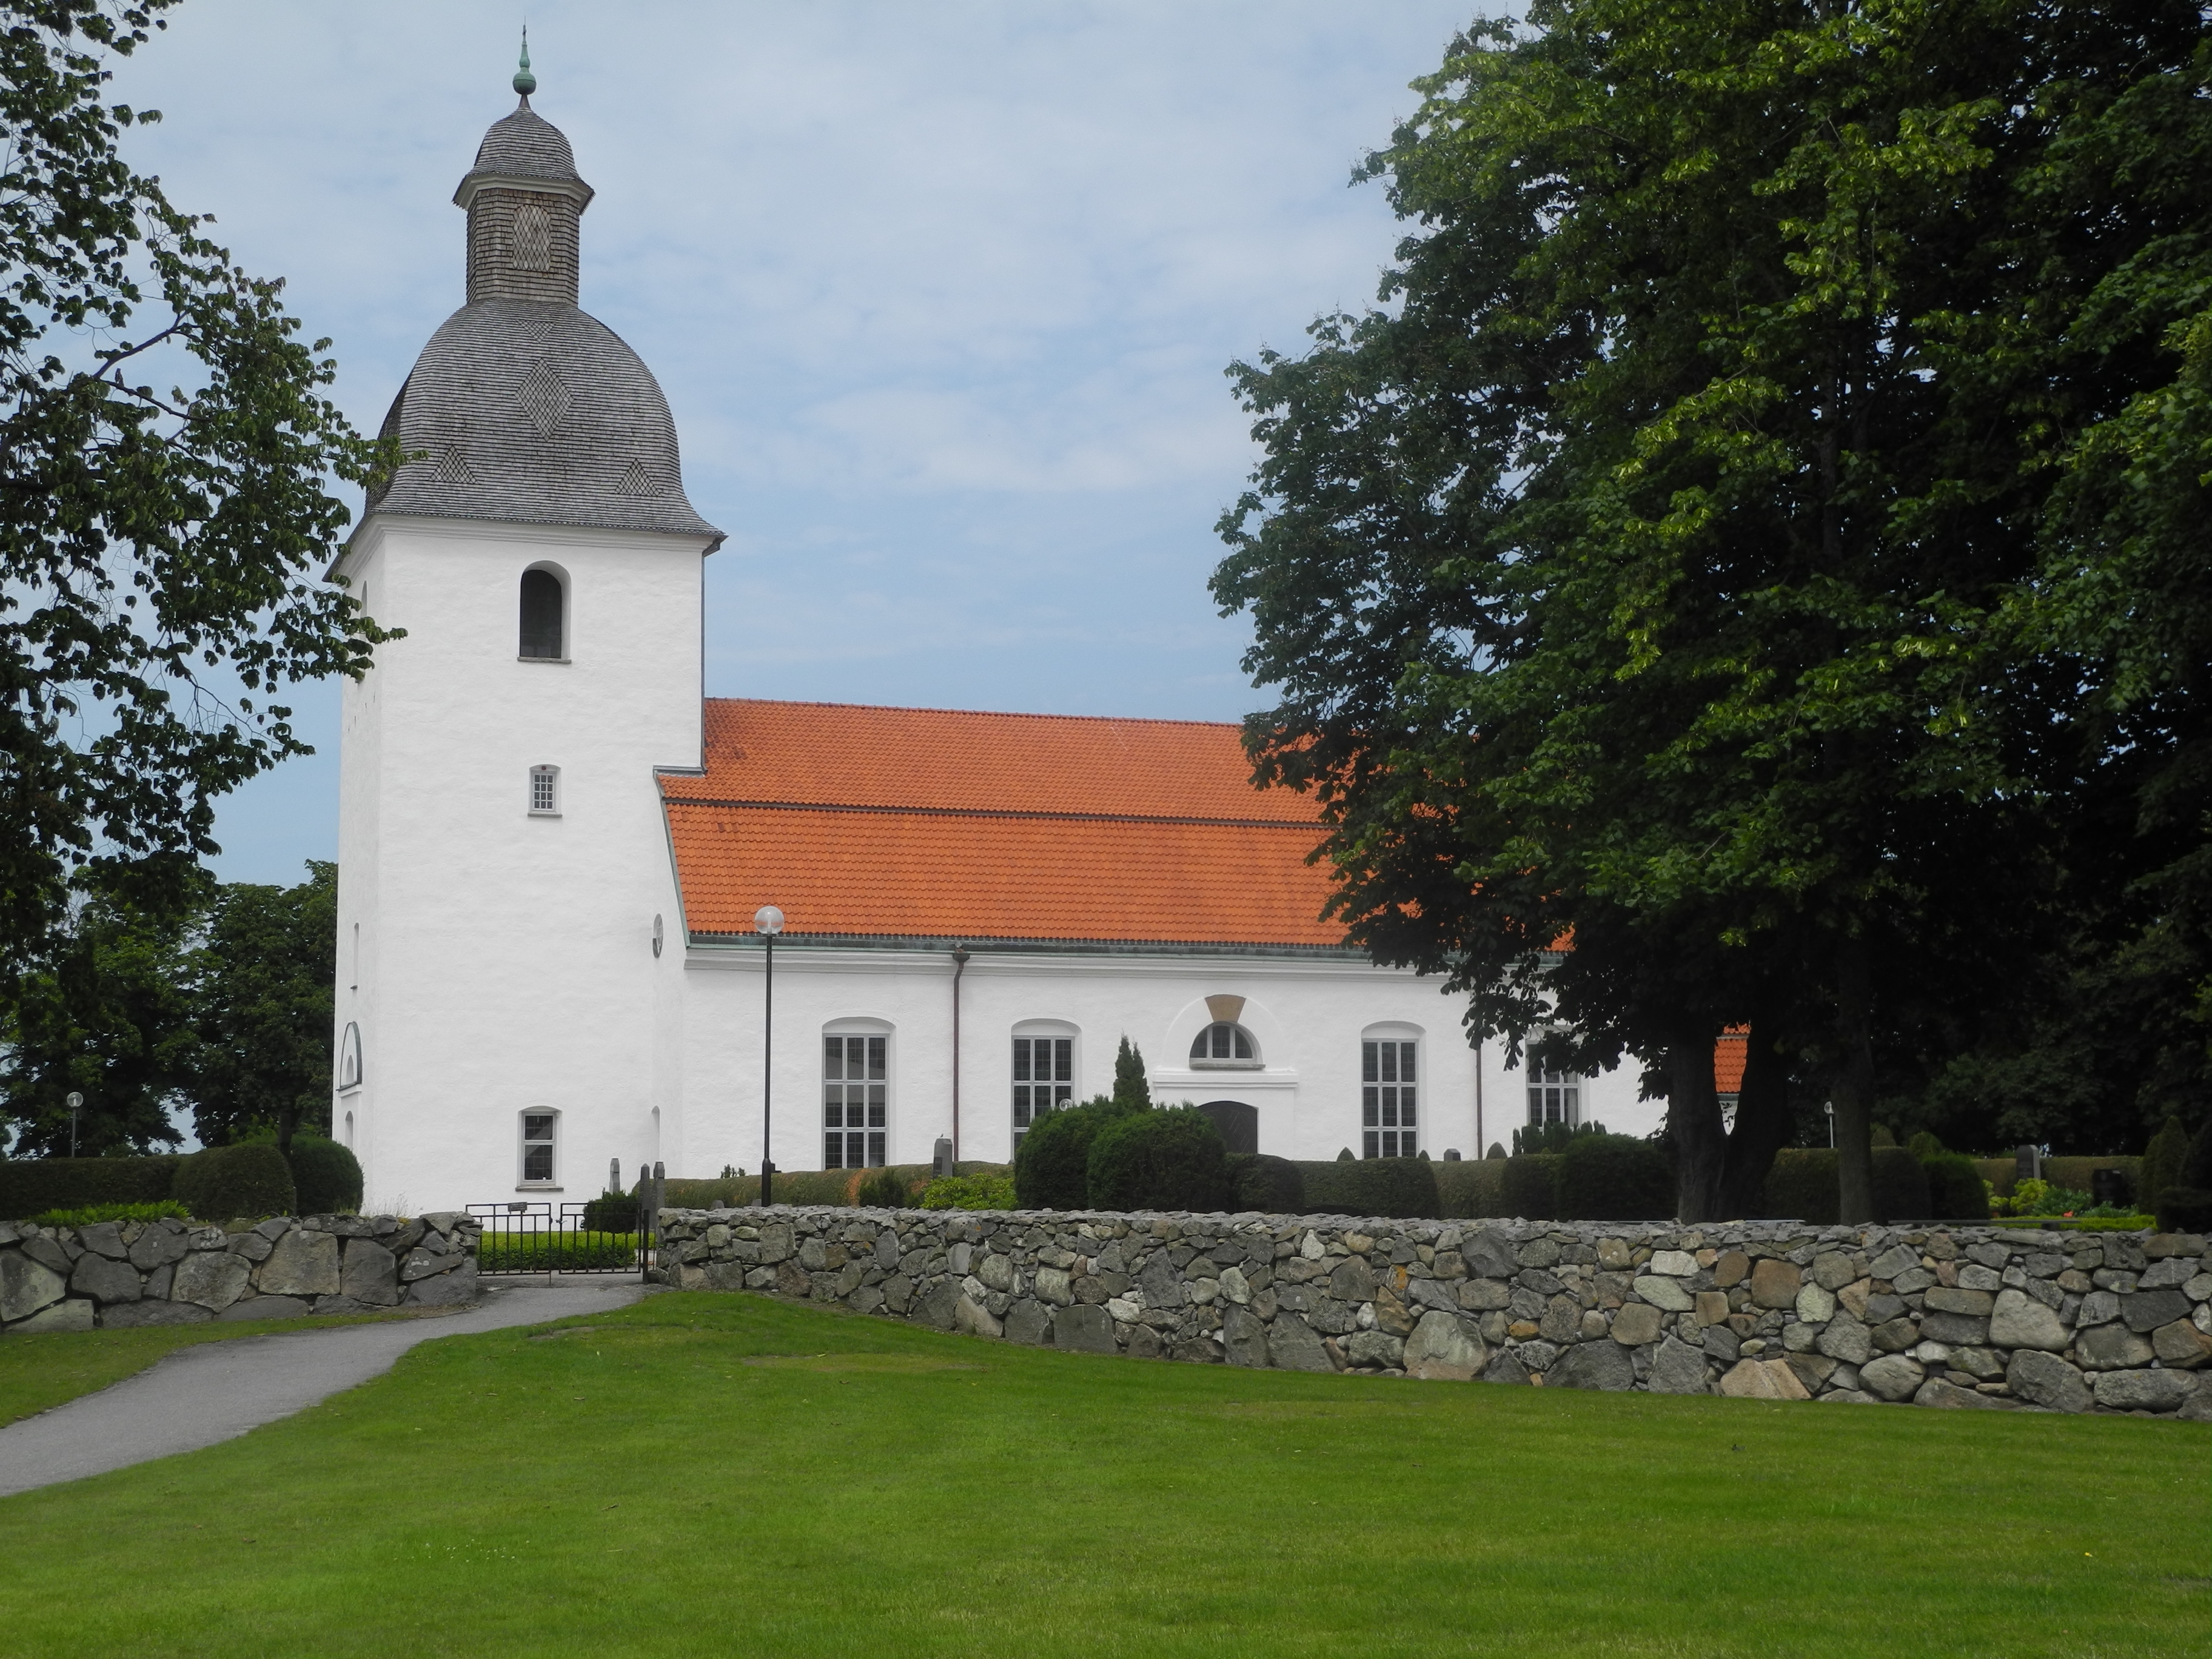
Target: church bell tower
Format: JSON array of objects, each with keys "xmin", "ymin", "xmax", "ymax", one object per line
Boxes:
[{"xmin": 331, "ymin": 43, "xmax": 722, "ymax": 1212}]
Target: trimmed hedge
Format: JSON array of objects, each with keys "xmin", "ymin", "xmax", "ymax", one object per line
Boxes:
[
  {"xmin": 1015, "ymin": 1101, "xmax": 1136, "ymax": 1210},
  {"xmin": 2042, "ymin": 1156, "xmax": 2140, "ymax": 1199},
  {"xmin": 582, "ymin": 1193, "xmax": 641, "ymax": 1230},
  {"xmin": 0, "ymin": 1155, "xmax": 181, "ymax": 1221},
  {"xmin": 1225, "ymin": 1152, "xmax": 1304, "ymax": 1214},
  {"xmin": 284, "ymin": 1134, "xmax": 363, "ymax": 1215},
  {"xmin": 1433, "ymin": 1158, "xmax": 1506, "ymax": 1219},
  {"xmin": 173, "ymin": 1143, "xmax": 297, "ymax": 1222},
  {"xmin": 1086, "ymin": 1108, "xmax": 1230, "ymax": 1212},
  {"xmin": 1557, "ymin": 1134, "xmax": 1674, "ymax": 1221},
  {"xmin": 1922, "ymin": 1152, "xmax": 1991, "ymax": 1221},
  {"xmin": 1501, "ymin": 1153, "xmax": 1561, "ymax": 1221},
  {"xmin": 1761, "ymin": 1147, "xmax": 1934, "ymax": 1223},
  {"xmin": 479, "ymin": 1230, "xmax": 636, "ymax": 1272},
  {"xmin": 1293, "ymin": 1156, "xmax": 1441, "ymax": 1219}
]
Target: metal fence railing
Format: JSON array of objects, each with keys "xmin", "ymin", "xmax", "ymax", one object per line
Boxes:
[{"xmin": 468, "ymin": 1164, "xmax": 663, "ymax": 1281}]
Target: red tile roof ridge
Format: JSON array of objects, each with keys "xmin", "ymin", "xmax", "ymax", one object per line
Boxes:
[
  {"xmin": 663, "ymin": 796, "xmax": 1313, "ymax": 830},
  {"xmin": 702, "ymin": 695, "xmax": 1247, "ymax": 732}
]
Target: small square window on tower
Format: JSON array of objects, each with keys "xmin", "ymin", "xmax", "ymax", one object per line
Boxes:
[{"xmin": 528, "ymin": 764, "xmax": 560, "ymax": 816}]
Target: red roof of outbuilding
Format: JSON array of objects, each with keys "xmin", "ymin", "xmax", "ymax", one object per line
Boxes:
[{"xmin": 662, "ymin": 700, "xmax": 1346, "ymax": 947}]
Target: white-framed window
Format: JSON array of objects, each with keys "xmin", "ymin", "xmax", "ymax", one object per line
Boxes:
[
  {"xmin": 1012, "ymin": 1027, "xmax": 1074, "ymax": 1150},
  {"xmin": 823, "ymin": 1030, "xmax": 888, "ymax": 1169},
  {"xmin": 519, "ymin": 565, "xmax": 566, "ymax": 659},
  {"xmin": 1362, "ymin": 1038, "xmax": 1418, "ymax": 1158},
  {"xmin": 520, "ymin": 1110, "xmax": 559, "ymax": 1186},
  {"xmin": 1526, "ymin": 1067, "xmax": 1581, "ymax": 1128},
  {"xmin": 338, "ymin": 1022, "xmax": 363, "ymax": 1092},
  {"xmin": 529, "ymin": 764, "xmax": 560, "ymax": 816},
  {"xmin": 1190, "ymin": 1022, "xmax": 1260, "ymax": 1068}
]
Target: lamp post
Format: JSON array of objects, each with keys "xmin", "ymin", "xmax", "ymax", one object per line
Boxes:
[
  {"xmin": 754, "ymin": 904, "xmax": 783, "ymax": 1207},
  {"xmin": 65, "ymin": 1091, "xmax": 82, "ymax": 1158},
  {"xmin": 1824, "ymin": 1100, "xmax": 1835, "ymax": 1148}
]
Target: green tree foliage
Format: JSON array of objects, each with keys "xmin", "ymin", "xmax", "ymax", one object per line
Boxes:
[
  {"xmin": 179, "ymin": 861, "xmax": 335, "ymax": 1153},
  {"xmin": 1212, "ymin": 1, "xmax": 2211, "ymax": 1221},
  {"xmin": 1111, "ymin": 1036, "xmax": 1151, "ymax": 1112},
  {"xmin": 0, "ymin": 2, "xmax": 395, "ymax": 969},
  {"xmin": 1085, "ymin": 1108, "xmax": 1230, "ymax": 1212},
  {"xmin": 1011, "ymin": 1096, "xmax": 1132, "ymax": 1210},
  {"xmin": 0, "ymin": 879, "xmax": 198, "ymax": 1154}
]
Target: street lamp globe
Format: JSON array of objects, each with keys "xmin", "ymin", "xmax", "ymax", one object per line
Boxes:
[{"xmin": 753, "ymin": 904, "xmax": 784, "ymax": 936}]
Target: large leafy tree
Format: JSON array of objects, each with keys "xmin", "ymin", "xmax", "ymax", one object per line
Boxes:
[
  {"xmin": 176, "ymin": 860, "xmax": 335, "ymax": 1154},
  {"xmin": 1213, "ymin": 1, "xmax": 2210, "ymax": 1218},
  {"xmin": 0, "ymin": 874, "xmax": 198, "ymax": 1153},
  {"xmin": 0, "ymin": 1, "xmax": 392, "ymax": 968}
]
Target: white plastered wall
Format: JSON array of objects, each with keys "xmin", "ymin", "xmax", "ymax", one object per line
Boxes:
[
  {"xmin": 333, "ymin": 515, "xmax": 708, "ymax": 1213},
  {"xmin": 675, "ymin": 945, "xmax": 1509, "ymax": 1176}
]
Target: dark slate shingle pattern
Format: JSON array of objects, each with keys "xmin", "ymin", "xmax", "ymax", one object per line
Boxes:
[{"xmin": 366, "ymin": 298, "xmax": 722, "ymax": 541}]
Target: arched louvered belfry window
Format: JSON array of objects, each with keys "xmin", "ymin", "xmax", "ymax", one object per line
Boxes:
[{"xmin": 519, "ymin": 566, "xmax": 565, "ymax": 659}]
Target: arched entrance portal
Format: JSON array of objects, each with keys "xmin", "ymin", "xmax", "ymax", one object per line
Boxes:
[{"xmin": 1198, "ymin": 1100, "xmax": 1258, "ymax": 1156}]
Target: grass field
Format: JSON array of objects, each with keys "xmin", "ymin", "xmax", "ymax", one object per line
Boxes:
[
  {"xmin": 0, "ymin": 1304, "xmax": 461, "ymax": 1427},
  {"xmin": 0, "ymin": 1290, "xmax": 2203, "ymax": 1657}
]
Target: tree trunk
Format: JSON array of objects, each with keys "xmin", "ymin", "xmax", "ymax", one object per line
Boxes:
[
  {"xmin": 1718, "ymin": 1017, "xmax": 1793, "ymax": 1219},
  {"xmin": 1667, "ymin": 1028, "xmax": 1724, "ymax": 1222},
  {"xmin": 1831, "ymin": 934, "xmax": 1877, "ymax": 1224}
]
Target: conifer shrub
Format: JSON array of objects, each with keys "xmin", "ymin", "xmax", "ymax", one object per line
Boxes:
[
  {"xmin": 1921, "ymin": 1151, "xmax": 1992, "ymax": 1220},
  {"xmin": 1872, "ymin": 1146, "xmax": 1932, "ymax": 1220},
  {"xmin": 173, "ymin": 1143, "xmax": 297, "ymax": 1221},
  {"xmin": 285, "ymin": 1133, "xmax": 363, "ymax": 1215},
  {"xmin": 1295, "ymin": 1156, "xmax": 1441, "ymax": 1219},
  {"xmin": 1085, "ymin": 1107, "xmax": 1230, "ymax": 1212},
  {"xmin": 1224, "ymin": 1152, "xmax": 1304, "ymax": 1213},
  {"xmin": 1013, "ymin": 1098, "xmax": 1134, "ymax": 1210},
  {"xmin": 1760, "ymin": 1149, "xmax": 1840, "ymax": 1222},
  {"xmin": 240, "ymin": 1128, "xmax": 363, "ymax": 1215},
  {"xmin": 2138, "ymin": 1117, "xmax": 2190, "ymax": 1213},
  {"xmin": 1555, "ymin": 1133, "xmax": 1673, "ymax": 1220},
  {"xmin": 582, "ymin": 1190, "xmax": 641, "ymax": 1230},
  {"xmin": 1500, "ymin": 1153, "xmax": 1562, "ymax": 1219},
  {"xmin": 1110, "ymin": 1036, "xmax": 1151, "ymax": 1111},
  {"xmin": 0, "ymin": 1155, "xmax": 181, "ymax": 1220}
]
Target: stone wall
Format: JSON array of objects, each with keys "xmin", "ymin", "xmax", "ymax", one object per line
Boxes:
[
  {"xmin": 654, "ymin": 1208, "xmax": 2212, "ymax": 1418},
  {"xmin": 0, "ymin": 1214, "xmax": 480, "ymax": 1333}
]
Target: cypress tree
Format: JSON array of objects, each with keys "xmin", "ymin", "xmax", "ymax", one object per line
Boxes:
[{"xmin": 1112, "ymin": 1036, "xmax": 1150, "ymax": 1113}]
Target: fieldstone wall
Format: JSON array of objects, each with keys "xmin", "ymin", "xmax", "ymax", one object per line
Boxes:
[
  {"xmin": 654, "ymin": 1208, "xmax": 2212, "ymax": 1419},
  {"xmin": 0, "ymin": 1213, "xmax": 480, "ymax": 1333}
]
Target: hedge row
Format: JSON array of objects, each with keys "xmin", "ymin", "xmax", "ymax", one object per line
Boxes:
[{"xmin": 0, "ymin": 1134, "xmax": 362, "ymax": 1223}]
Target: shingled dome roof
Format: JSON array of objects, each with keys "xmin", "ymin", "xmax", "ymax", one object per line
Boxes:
[
  {"xmin": 367, "ymin": 299, "xmax": 720, "ymax": 540},
  {"xmin": 457, "ymin": 104, "xmax": 592, "ymax": 204},
  {"xmin": 363, "ymin": 89, "xmax": 718, "ymax": 544}
]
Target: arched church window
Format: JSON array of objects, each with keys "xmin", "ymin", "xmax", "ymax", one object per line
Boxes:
[
  {"xmin": 338, "ymin": 1022, "xmax": 363, "ymax": 1091},
  {"xmin": 1190, "ymin": 1022, "xmax": 1259, "ymax": 1068},
  {"xmin": 511, "ymin": 201, "xmax": 552, "ymax": 272},
  {"xmin": 519, "ymin": 566, "xmax": 565, "ymax": 659}
]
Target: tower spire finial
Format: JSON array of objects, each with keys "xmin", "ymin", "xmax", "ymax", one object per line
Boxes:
[{"xmin": 513, "ymin": 25, "xmax": 536, "ymax": 101}]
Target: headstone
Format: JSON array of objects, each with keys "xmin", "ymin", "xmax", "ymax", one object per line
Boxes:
[
  {"xmin": 932, "ymin": 1136, "xmax": 953, "ymax": 1179},
  {"xmin": 2014, "ymin": 1144, "xmax": 2040, "ymax": 1183}
]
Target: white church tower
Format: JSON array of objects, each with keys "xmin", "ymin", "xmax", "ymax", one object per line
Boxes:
[{"xmin": 332, "ymin": 50, "xmax": 721, "ymax": 1212}]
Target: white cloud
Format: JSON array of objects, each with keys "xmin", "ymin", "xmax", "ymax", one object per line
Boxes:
[{"xmin": 101, "ymin": 0, "xmax": 1483, "ymax": 879}]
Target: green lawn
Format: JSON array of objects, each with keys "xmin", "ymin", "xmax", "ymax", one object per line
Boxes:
[
  {"xmin": 0, "ymin": 1291, "xmax": 2202, "ymax": 1658},
  {"xmin": 0, "ymin": 1304, "xmax": 462, "ymax": 1427}
]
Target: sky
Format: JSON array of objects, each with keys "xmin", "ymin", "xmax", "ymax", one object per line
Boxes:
[{"xmin": 103, "ymin": 1, "xmax": 1486, "ymax": 886}]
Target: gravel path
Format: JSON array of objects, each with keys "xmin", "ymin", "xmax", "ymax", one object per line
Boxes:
[{"xmin": 0, "ymin": 1278, "xmax": 651, "ymax": 1497}]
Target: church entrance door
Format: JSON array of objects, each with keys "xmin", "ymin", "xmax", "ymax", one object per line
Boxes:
[{"xmin": 1196, "ymin": 1100, "xmax": 1258, "ymax": 1156}]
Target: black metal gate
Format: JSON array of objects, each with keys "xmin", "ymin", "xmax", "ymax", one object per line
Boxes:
[{"xmin": 468, "ymin": 1193, "xmax": 658, "ymax": 1281}]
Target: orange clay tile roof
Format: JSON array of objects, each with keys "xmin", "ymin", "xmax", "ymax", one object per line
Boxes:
[
  {"xmin": 1713, "ymin": 1030, "xmax": 1749, "ymax": 1094},
  {"xmin": 662, "ymin": 700, "xmax": 1349, "ymax": 947}
]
